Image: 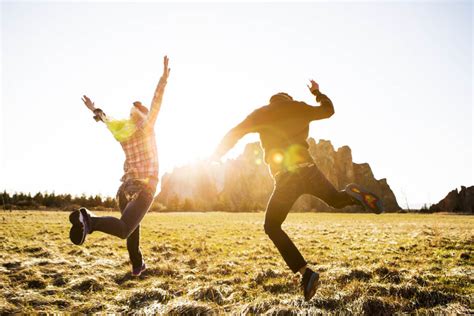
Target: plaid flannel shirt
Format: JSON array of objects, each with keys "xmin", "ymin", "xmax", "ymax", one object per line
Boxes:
[
  {"xmin": 94, "ymin": 77, "xmax": 167, "ymax": 187},
  {"xmin": 119, "ymin": 126, "xmax": 159, "ymax": 184}
]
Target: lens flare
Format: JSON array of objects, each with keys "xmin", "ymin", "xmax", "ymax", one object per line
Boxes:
[{"xmin": 272, "ymin": 152, "xmax": 284, "ymax": 164}]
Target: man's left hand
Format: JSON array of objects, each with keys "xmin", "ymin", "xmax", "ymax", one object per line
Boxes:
[{"xmin": 307, "ymin": 79, "xmax": 319, "ymax": 94}]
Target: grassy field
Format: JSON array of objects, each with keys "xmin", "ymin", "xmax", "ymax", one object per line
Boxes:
[{"xmin": 0, "ymin": 211, "xmax": 472, "ymax": 314}]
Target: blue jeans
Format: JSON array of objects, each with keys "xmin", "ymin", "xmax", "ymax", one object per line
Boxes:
[{"xmin": 91, "ymin": 180, "xmax": 156, "ymax": 268}]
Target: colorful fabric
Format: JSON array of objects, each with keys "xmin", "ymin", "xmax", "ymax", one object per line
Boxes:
[
  {"xmin": 118, "ymin": 125, "xmax": 159, "ymax": 182},
  {"xmin": 106, "ymin": 119, "xmax": 137, "ymax": 142}
]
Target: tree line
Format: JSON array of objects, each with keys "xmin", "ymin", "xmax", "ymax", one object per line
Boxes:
[
  {"xmin": 4, "ymin": 190, "xmax": 469, "ymax": 213},
  {"xmin": 0, "ymin": 190, "xmax": 264, "ymax": 212},
  {"xmin": 1, "ymin": 191, "xmax": 116, "ymax": 211}
]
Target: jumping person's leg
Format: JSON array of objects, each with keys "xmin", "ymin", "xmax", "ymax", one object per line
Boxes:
[
  {"xmin": 302, "ymin": 165, "xmax": 357, "ymax": 209},
  {"xmin": 344, "ymin": 183, "xmax": 384, "ymax": 214},
  {"xmin": 264, "ymin": 174, "xmax": 306, "ymax": 274},
  {"xmin": 91, "ymin": 188, "xmax": 154, "ymax": 240},
  {"xmin": 302, "ymin": 165, "xmax": 384, "ymax": 213},
  {"xmin": 117, "ymin": 187, "xmax": 144, "ymax": 270},
  {"xmin": 127, "ymin": 228, "xmax": 143, "ymax": 270},
  {"xmin": 265, "ymin": 172, "xmax": 321, "ymax": 301}
]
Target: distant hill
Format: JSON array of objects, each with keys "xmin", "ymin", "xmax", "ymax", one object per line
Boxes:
[
  {"xmin": 156, "ymin": 138, "xmax": 401, "ymax": 212},
  {"xmin": 429, "ymin": 186, "xmax": 474, "ymax": 213}
]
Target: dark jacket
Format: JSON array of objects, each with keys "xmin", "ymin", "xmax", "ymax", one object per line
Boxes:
[{"xmin": 215, "ymin": 90, "xmax": 335, "ymax": 177}]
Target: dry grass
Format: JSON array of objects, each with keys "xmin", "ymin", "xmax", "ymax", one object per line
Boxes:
[{"xmin": 0, "ymin": 211, "xmax": 472, "ymax": 314}]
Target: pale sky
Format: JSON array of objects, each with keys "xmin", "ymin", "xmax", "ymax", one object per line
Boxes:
[{"xmin": 1, "ymin": 1, "xmax": 472, "ymax": 208}]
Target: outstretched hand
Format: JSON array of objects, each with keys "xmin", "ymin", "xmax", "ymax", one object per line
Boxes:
[
  {"xmin": 307, "ymin": 79, "xmax": 319, "ymax": 93},
  {"xmin": 162, "ymin": 55, "xmax": 171, "ymax": 80},
  {"xmin": 81, "ymin": 95, "xmax": 95, "ymax": 111}
]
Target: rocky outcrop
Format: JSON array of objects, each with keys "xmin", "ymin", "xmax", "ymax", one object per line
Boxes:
[
  {"xmin": 429, "ymin": 186, "xmax": 474, "ymax": 213},
  {"xmin": 218, "ymin": 144, "xmax": 274, "ymax": 211},
  {"xmin": 156, "ymin": 139, "xmax": 401, "ymax": 212},
  {"xmin": 294, "ymin": 139, "xmax": 400, "ymax": 212},
  {"xmin": 157, "ymin": 162, "xmax": 221, "ymax": 211}
]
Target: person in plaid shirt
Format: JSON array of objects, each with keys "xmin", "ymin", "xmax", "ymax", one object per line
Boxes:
[{"xmin": 68, "ymin": 56, "xmax": 170, "ymax": 277}]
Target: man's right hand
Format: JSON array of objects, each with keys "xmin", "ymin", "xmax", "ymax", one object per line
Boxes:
[{"xmin": 82, "ymin": 95, "xmax": 95, "ymax": 111}]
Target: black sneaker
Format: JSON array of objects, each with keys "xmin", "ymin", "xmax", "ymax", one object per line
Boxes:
[
  {"xmin": 301, "ymin": 268, "xmax": 319, "ymax": 301},
  {"xmin": 131, "ymin": 262, "xmax": 147, "ymax": 277},
  {"xmin": 69, "ymin": 208, "xmax": 93, "ymax": 245},
  {"xmin": 345, "ymin": 183, "xmax": 384, "ymax": 214}
]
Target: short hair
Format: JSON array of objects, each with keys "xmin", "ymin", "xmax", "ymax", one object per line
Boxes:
[
  {"xmin": 133, "ymin": 101, "xmax": 149, "ymax": 114},
  {"xmin": 269, "ymin": 92, "xmax": 293, "ymax": 103}
]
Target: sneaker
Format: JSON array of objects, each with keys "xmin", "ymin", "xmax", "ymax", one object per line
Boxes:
[
  {"xmin": 69, "ymin": 208, "xmax": 93, "ymax": 245},
  {"xmin": 345, "ymin": 183, "xmax": 384, "ymax": 214},
  {"xmin": 131, "ymin": 262, "xmax": 146, "ymax": 277},
  {"xmin": 301, "ymin": 268, "xmax": 319, "ymax": 301}
]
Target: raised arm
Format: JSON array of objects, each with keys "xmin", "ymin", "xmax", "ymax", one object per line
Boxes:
[
  {"xmin": 304, "ymin": 79, "xmax": 335, "ymax": 120},
  {"xmin": 212, "ymin": 111, "xmax": 259, "ymax": 160},
  {"xmin": 81, "ymin": 95, "xmax": 108, "ymax": 123},
  {"xmin": 144, "ymin": 56, "xmax": 171, "ymax": 128}
]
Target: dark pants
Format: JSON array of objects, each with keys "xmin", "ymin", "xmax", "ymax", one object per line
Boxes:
[
  {"xmin": 264, "ymin": 165, "xmax": 356, "ymax": 273},
  {"xmin": 90, "ymin": 181, "xmax": 155, "ymax": 268}
]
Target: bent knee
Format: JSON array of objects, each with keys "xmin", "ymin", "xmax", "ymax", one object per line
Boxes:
[
  {"xmin": 264, "ymin": 221, "xmax": 282, "ymax": 237},
  {"xmin": 118, "ymin": 226, "xmax": 133, "ymax": 240},
  {"xmin": 327, "ymin": 200, "xmax": 348, "ymax": 209},
  {"xmin": 323, "ymin": 192, "xmax": 356, "ymax": 209}
]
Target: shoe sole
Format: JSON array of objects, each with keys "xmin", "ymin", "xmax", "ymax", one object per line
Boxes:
[
  {"xmin": 304, "ymin": 273, "xmax": 319, "ymax": 301},
  {"xmin": 345, "ymin": 184, "xmax": 384, "ymax": 214},
  {"xmin": 69, "ymin": 209, "xmax": 81, "ymax": 225},
  {"xmin": 131, "ymin": 264, "xmax": 147, "ymax": 277},
  {"xmin": 69, "ymin": 210, "xmax": 87, "ymax": 245},
  {"xmin": 79, "ymin": 208, "xmax": 91, "ymax": 236}
]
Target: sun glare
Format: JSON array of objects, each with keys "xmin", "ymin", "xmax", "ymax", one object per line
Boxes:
[{"xmin": 272, "ymin": 152, "xmax": 284, "ymax": 164}]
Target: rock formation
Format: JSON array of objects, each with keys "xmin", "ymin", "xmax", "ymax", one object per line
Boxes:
[
  {"xmin": 156, "ymin": 139, "xmax": 401, "ymax": 212},
  {"xmin": 292, "ymin": 139, "xmax": 400, "ymax": 212},
  {"xmin": 157, "ymin": 161, "xmax": 221, "ymax": 211},
  {"xmin": 429, "ymin": 186, "xmax": 474, "ymax": 213}
]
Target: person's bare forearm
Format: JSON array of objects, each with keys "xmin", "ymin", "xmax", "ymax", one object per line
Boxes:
[
  {"xmin": 145, "ymin": 56, "xmax": 170, "ymax": 128},
  {"xmin": 147, "ymin": 77, "xmax": 167, "ymax": 125}
]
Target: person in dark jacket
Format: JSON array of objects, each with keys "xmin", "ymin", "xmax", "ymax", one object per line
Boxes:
[{"xmin": 212, "ymin": 79, "xmax": 383, "ymax": 301}]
